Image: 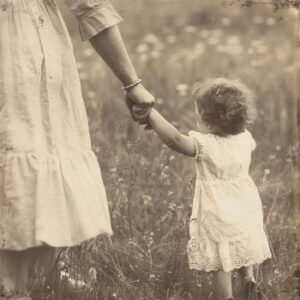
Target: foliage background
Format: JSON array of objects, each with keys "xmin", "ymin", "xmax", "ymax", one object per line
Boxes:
[{"xmin": 39, "ymin": 1, "xmax": 299, "ymax": 299}]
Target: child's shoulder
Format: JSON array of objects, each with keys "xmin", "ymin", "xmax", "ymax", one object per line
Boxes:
[{"xmin": 188, "ymin": 129, "xmax": 256, "ymax": 150}]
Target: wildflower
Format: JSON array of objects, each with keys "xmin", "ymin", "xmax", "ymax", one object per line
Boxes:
[
  {"xmin": 166, "ymin": 35, "xmax": 177, "ymax": 44},
  {"xmin": 176, "ymin": 83, "xmax": 189, "ymax": 97},
  {"xmin": 183, "ymin": 25, "xmax": 197, "ymax": 33},
  {"xmin": 226, "ymin": 45, "xmax": 243, "ymax": 55},
  {"xmin": 252, "ymin": 15, "xmax": 264, "ymax": 25},
  {"xmin": 168, "ymin": 202, "xmax": 176, "ymax": 210},
  {"xmin": 226, "ymin": 35, "xmax": 240, "ymax": 45},
  {"xmin": 266, "ymin": 17, "xmax": 275, "ymax": 26},
  {"xmin": 60, "ymin": 270, "xmax": 70, "ymax": 279},
  {"xmin": 262, "ymin": 169, "xmax": 270, "ymax": 184},
  {"xmin": 58, "ymin": 261, "xmax": 66, "ymax": 268},
  {"xmin": 143, "ymin": 33, "xmax": 159, "ymax": 45},
  {"xmin": 207, "ymin": 37, "xmax": 219, "ymax": 46},
  {"xmin": 194, "ymin": 42, "xmax": 206, "ymax": 56},
  {"xmin": 142, "ymin": 195, "xmax": 152, "ymax": 205},
  {"xmin": 256, "ymin": 45, "xmax": 268, "ymax": 54},
  {"xmin": 136, "ymin": 43, "xmax": 149, "ymax": 54},
  {"xmin": 156, "ymin": 97, "xmax": 164, "ymax": 105},
  {"xmin": 268, "ymin": 154, "xmax": 276, "ymax": 160},
  {"xmin": 221, "ymin": 17, "xmax": 231, "ymax": 26},
  {"xmin": 276, "ymin": 145, "xmax": 281, "ymax": 151},
  {"xmin": 168, "ymin": 191, "xmax": 174, "ymax": 196},
  {"xmin": 149, "ymin": 274, "xmax": 156, "ymax": 279},
  {"xmin": 88, "ymin": 267, "xmax": 97, "ymax": 283},
  {"xmin": 112, "ymin": 293, "xmax": 117, "ymax": 298}
]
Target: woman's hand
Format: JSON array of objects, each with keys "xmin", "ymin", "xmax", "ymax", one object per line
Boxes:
[
  {"xmin": 126, "ymin": 84, "xmax": 155, "ymax": 105},
  {"xmin": 126, "ymin": 95, "xmax": 154, "ymax": 130}
]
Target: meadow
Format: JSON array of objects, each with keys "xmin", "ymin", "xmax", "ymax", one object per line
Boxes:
[{"xmin": 34, "ymin": 1, "xmax": 299, "ymax": 299}]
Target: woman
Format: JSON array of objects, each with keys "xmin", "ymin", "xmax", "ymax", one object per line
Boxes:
[{"xmin": 0, "ymin": 0, "xmax": 154, "ymax": 298}]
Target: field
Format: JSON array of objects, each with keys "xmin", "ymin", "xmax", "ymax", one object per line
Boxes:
[{"xmin": 34, "ymin": 1, "xmax": 299, "ymax": 299}]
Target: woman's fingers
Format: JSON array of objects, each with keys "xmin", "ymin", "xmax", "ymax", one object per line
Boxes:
[
  {"xmin": 144, "ymin": 124, "xmax": 152, "ymax": 130},
  {"xmin": 126, "ymin": 95, "xmax": 153, "ymax": 127}
]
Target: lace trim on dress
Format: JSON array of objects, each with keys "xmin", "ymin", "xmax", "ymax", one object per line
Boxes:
[
  {"xmin": 187, "ymin": 233, "xmax": 272, "ymax": 272},
  {"xmin": 192, "ymin": 137, "xmax": 204, "ymax": 161}
]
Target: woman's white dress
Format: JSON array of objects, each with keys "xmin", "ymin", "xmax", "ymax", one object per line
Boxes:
[
  {"xmin": 187, "ymin": 130, "xmax": 272, "ymax": 272},
  {"xmin": 0, "ymin": 0, "xmax": 123, "ymax": 250}
]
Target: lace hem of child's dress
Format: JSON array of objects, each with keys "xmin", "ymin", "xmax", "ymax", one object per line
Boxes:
[{"xmin": 187, "ymin": 232, "xmax": 272, "ymax": 272}]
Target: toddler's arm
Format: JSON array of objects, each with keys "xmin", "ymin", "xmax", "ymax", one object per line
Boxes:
[{"xmin": 147, "ymin": 109, "xmax": 196, "ymax": 157}]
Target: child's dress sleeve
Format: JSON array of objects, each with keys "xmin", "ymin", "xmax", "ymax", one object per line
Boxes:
[
  {"xmin": 188, "ymin": 130, "xmax": 207, "ymax": 160},
  {"xmin": 66, "ymin": 0, "xmax": 124, "ymax": 41},
  {"xmin": 245, "ymin": 129, "xmax": 257, "ymax": 151}
]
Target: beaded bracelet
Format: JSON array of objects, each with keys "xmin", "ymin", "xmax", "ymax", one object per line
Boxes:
[{"xmin": 122, "ymin": 79, "xmax": 142, "ymax": 92}]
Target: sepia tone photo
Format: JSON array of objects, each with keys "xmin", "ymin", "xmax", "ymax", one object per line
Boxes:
[{"xmin": 0, "ymin": 0, "xmax": 299, "ymax": 299}]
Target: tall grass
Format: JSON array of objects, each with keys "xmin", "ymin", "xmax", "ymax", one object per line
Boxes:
[{"xmin": 34, "ymin": 1, "xmax": 299, "ymax": 299}]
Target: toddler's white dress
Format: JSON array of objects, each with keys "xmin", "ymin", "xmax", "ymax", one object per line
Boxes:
[
  {"xmin": 187, "ymin": 130, "xmax": 271, "ymax": 272},
  {"xmin": 0, "ymin": 0, "xmax": 123, "ymax": 250}
]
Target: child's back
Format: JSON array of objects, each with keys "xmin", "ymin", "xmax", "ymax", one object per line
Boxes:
[{"xmin": 187, "ymin": 129, "xmax": 270, "ymax": 272}]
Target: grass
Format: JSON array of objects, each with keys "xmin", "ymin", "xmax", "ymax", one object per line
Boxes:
[{"xmin": 33, "ymin": 1, "xmax": 299, "ymax": 299}]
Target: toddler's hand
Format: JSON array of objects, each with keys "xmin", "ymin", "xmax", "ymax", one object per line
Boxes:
[{"xmin": 126, "ymin": 96, "xmax": 153, "ymax": 130}]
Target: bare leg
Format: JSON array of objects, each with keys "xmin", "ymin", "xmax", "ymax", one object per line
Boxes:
[
  {"xmin": 0, "ymin": 250, "xmax": 29, "ymax": 297},
  {"xmin": 0, "ymin": 246, "xmax": 57, "ymax": 298},
  {"xmin": 239, "ymin": 265, "xmax": 263, "ymax": 300},
  {"xmin": 214, "ymin": 270, "xmax": 233, "ymax": 300},
  {"xmin": 239, "ymin": 265, "xmax": 255, "ymax": 282}
]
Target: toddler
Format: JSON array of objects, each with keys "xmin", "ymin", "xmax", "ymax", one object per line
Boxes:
[{"xmin": 127, "ymin": 77, "xmax": 272, "ymax": 300}]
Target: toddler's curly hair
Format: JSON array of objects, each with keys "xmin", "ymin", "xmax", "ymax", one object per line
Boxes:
[{"xmin": 192, "ymin": 78, "xmax": 256, "ymax": 136}]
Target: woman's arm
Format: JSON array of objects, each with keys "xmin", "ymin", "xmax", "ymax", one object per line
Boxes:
[
  {"xmin": 89, "ymin": 25, "xmax": 154, "ymax": 104},
  {"xmin": 147, "ymin": 109, "xmax": 195, "ymax": 157},
  {"xmin": 66, "ymin": 0, "xmax": 154, "ymax": 104}
]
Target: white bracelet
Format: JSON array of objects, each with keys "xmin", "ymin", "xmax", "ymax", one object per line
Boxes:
[{"xmin": 122, "ymin": 79, "xmax": 142, "ymax": 91}]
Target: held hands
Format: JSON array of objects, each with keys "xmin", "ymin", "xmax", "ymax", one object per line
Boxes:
[
  {"xmin": 126, "ymin": 96, "xmax": 154, "ymax": 130},
  {"xmin": 123, "ymin": 80, "xmax": 155, "ymax": 129}
]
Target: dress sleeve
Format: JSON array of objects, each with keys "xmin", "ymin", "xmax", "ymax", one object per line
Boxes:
[
  {"xmin": 188, "ymin": 130, "xmax": 207, "ymax": 161},
  {"xmin": 66, "ymin": 0, "xmax": 124, "ymax": 41},
  {"xmin": 245, "ymin": 129, "xmax": 257, "ymax": 151}
]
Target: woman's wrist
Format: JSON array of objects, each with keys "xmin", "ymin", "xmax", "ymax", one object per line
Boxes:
[
  {"xmin": 121, "ymin": 78, "xmax": 142, "ymax": 92},
  {"xmin": 126, "ymin": 84, "xmax": 155, "ymax": 105}
]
